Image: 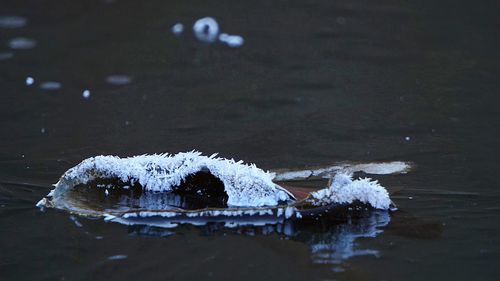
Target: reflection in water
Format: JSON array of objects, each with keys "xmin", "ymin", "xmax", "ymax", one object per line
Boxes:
[
  {"xmin": 7, "ymin": 37, "xmax": 37, "ymax": 50},
  {"xmin": 126, "ymin": 210, "xmax": 390, "ymax": 268}
]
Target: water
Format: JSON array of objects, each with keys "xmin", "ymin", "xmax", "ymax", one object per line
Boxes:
[{"xmin": 1, "ymin": 0, "xmax": 500, "ymax": 280}]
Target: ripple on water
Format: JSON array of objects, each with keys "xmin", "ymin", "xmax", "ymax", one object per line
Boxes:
[
  {"xmin": 105, "ymin": 74, "xmax": 132, "ymax": 85},
  {"xmin": 0, "ymin": 16, "xmax": 27, "ymax": 29},
  {"xmin": 8, "ymin": 37, "xmax": 37, "ymax": 50},
  {"xmin": 39, "ymin": 81, "xmax": 62, "ymax": 91}
]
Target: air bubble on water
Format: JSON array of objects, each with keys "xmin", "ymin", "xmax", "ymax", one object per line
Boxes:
[
  {"xmin": 219, "ymin": 33, "xmax": 244, "ymax": 48},
  {"xmin": 0, "ymin": 16, "xmax": 27, "ymax": 29},
  {"xmin": 26, "ymin": 76, "xmax": 34, "ymax": 86},
  {"xmin": 8, "ymin": 37, "xmax": 37, "ymax": 49},
  {"xmin": 105, "ymin": 74, "xmax": 132, "ymax": 85},
  {"xmin": 171, "ymin": 23, "xmax": 184, "ymax": 36},
  {"xmin": 82, "ymin": 89, "xmax": 90, "ymax": 99},
  {"xmin": 193, "ymin": 17, "xmax": 219, "ymax": 43},
  {"xmin": 39, "ymin": 81, "xmax": 62, "ymax": 90}
]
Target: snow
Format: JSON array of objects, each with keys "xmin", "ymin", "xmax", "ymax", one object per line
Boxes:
[
  {"xmin": 311, "ymin": 173, "xmax": 391, "ymax": 210},
  {"xmin": 82, "ymin": 89, "xmax": 90, "ymax": 99}
]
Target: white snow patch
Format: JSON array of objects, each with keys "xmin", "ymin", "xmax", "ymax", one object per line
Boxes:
[{"xmin": 311, "ymin": 173, "xmax": 391, "ymax": 210}]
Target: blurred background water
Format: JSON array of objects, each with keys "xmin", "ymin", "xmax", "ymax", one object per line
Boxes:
[{"xmin": 1, "ymin": 0, "xmax": 500, "ymax": 280}]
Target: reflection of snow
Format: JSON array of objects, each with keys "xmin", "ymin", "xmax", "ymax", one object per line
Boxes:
[{"xmin": 308, "ymin": 211, "xmax": 390, "ymax": 264}]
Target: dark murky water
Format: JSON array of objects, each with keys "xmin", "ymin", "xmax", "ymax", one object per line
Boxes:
[{"xmin": 1, "ymin": 0, "xmax": 500, "ymax": 280}]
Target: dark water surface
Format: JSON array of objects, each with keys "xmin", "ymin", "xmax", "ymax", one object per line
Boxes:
[{"xmin": 1, "ymin": 0, "xmax": 500, "ymax": 280}]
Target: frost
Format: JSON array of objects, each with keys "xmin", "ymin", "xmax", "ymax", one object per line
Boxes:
[
  {"xmin": 311, "ymin": 173, "xmax": 391, "ymax": 210},
  {"xmin": 50, "ymin": 151, "xmax": 294, "ymax": 207}
]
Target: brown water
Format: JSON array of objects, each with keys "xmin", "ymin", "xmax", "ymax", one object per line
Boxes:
[{"xmin": 1, "ymin": 0, "xmax": 500, "ymax": 280}]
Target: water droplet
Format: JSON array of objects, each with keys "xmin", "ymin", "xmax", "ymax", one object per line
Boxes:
[
  {"xmin": 171, "ymin": 23, "xmax": 184, "ymax": 36},
  {"xmin": 8, "ymin": 37, "xmax": 37, "ymax": 50},
  {"xmin": 193, "ymin": 17, "xmax": 219, "ymax": 43},
  {"xmin": 82, "ymin": 89, "xmax": 90, "ymax": 99},
  {"xmin": 39, "ymin": 81, "xmax": 62, "ymax": 90},
  {"xmin": 0, "ymin": 16, "xmax": 27, "ymax": 29},
  {"xmin": 218, "ymin": 33, "xmax": 244, "ymax": 48},
  {"xmin": 26, "ymin": 76, "xmax": 34, "ymax": 86},
  {"xmin": 105, "ymin": 74, "xmax": 132, "ymax": 85}
]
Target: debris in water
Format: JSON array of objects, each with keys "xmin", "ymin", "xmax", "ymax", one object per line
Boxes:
[
  {"xmin": 171, "ymin": 23, "xmax": 184, "ymax": 36},
  {"xmin": 25, "ymin": 76, "xmax": 34, "ymax": 86},
  {"xmin": 193, "ymin": 17, "xmax": 219, "ymax": 43},
  {"xmin": 36, "ymin": 151, "xmax": 406, "ymax": 230}
]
